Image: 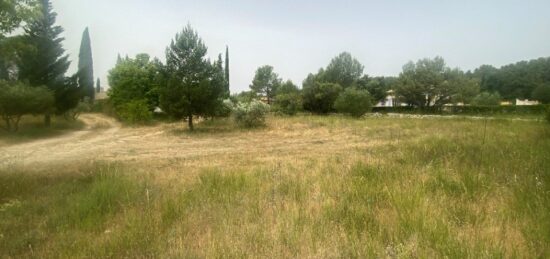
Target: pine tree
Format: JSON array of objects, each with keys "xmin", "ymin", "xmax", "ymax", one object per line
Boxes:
[
  {"xmin": 96, "ymin": 78, "xmax": 101, "ymax": 93},
  {"xmin": 18, "ymin": 0, "xmax": 75, "ymax": 126},
  {"xmin": 78, "ymin": 27, "xmax": 94, "ymax": 101},
  {"xmin": 159, "ymin": 25, "xmax": 224, "ymax": 130},
  {"xmin": 225, "ymin": 45, "xmax": 230, "ymax": 97}
]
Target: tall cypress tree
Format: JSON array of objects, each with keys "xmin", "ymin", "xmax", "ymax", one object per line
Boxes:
[
  {"xmin": 18, "ymin": 0, "xmax": 74, "ymax": 126},
  {"xmin": 225, "ymin": 45, "xmax": 230, "ymax": 96},
  {"xmin": 96, "ymin": 78, "xmax": 101, "ymax": 93},
  {"xmin": 78, "ymin": 27, "xmax": 94, "ymax": 101}
]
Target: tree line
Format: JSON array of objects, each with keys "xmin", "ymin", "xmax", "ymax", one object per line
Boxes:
[{"xmin": 0, "ymin": 0, "xmax": 97, "ymax": 131}]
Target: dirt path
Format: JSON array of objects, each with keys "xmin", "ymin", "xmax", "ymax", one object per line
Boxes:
[{"xmin": 1, "ymin": 113, "xmax": 378, "ymax": 169}]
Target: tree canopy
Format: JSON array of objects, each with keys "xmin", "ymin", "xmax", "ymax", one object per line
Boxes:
[
  {"xmin": 159, "ymin": 25, "xmax": 225, "ymax": 130},
  {"xmin": 78, "ymin": 27, "xmax": 94, "ymax": 101},
  {"xmin": 250, "ymin": 65, "xmax": 281, "ymax": 104}
]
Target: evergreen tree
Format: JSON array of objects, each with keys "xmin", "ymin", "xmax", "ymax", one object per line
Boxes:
[
  {"xmin": 96, "ymin": 78, "xmax": 101, "ymax": 93},
  {"xmin": 18, "ymin": 0, "xmax": 75, "ymax": 126},
  {"xmin": 159, "ymin": 25, "xmax": 225, "ymax": 130},
  {"xmin": 225, "ymin": 45, "xmax": 230, "ymax": 97},
  {"xmin": 78, "ymin": 27, "xmax": 94, "ymax": 101}
]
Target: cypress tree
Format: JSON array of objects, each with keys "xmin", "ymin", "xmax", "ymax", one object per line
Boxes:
[
  {"xmin": 96, "ymin": 78, "xmax": 101, "ymax": 93},
  {"xmin": 78, "ymin": 27, "xmax": 94, "ymax": 101},
  {"xmin": 18, "ymin": 0, "xmax": 73, "ymax": 126},
  {"xmin": 225, "ymin": 45, "xmax": 230, "ymax": 96}
]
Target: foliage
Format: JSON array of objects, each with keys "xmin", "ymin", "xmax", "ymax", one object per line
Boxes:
[
  {"xmin": 360, "ymin": 76, "xmax": 397, "ymax": 104},
  {"xmin": 95, "ymin": 78, "xmax": 100, "ymax": 93},
  {"xmin": 249, "ymin": 65, "xmax": 281, "ymax": 104},
  {"xmin": 159, "ymin": 25, "xmax": 225, "ymax": 130},
  {"xmin": 16, "ymin": 0, "xmax": 79, "ymax": 125},
  {"xmin": 473, "ymin": 57, "xmax": 550, "ymax": 100},
  {"xmin": 546, "ymin": 107, "xmax": 550, "ymax": 124},
  {"xmin": 224, "ymin": 46, "xmax": 230, "ymax": 97},
  {"xmin": 117, "ymin": 99, "xmax": 152, "ymax": 124},
  {"xmin": 274, "ymin": 80, "xmax": 301, "ymax": 115},
  {"xmin": 108, "ymin": 53, "xmax": 161, "ymax": 111},
  {"xmin": 334, "ymin": 88, "xmax": 373, "ymax": 117},
  {"xmin": 274, "ymin": 92, "xmax": 302, "ymax": 115},
  {"xmin": 0, "ymin": 81, "xmax": 54, "ymax": 131},
  {"xmin": 531, "ymin": 84, "xmax": 550, "ymax": 104},
  {"xmin": 395, "ymin": 57, "xmax": 479, "ymax": 107},
  {"xmin": 65, "ymin": 98, "xmax": 92, "ymax": 121},
  {"xmin": 471, "ymin": 92, "xmax": 501, "ymax": 106},
  {"xmin": 78, "ymin": 27, "xmax": 94, "ymax": 101},
  {"xmin": 0, "ymin": 0, "xmax": 38, "ymax": 35},
  {"xmin": 323, "ymin": 52, "xmax": 364, "ymax": 88},
  {"xmin": 231, "ymin": 91, "xmax": 257, "ymax": 104},
  {"xmin": 302, "ymin": 76, "xmax": 343, "ymax": 114},
  {"xmin": 232, "ymin": 100, "xmax": 270, "ymax": 127}
]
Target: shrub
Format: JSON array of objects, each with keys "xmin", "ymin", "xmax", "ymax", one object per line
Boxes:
[
  {"xmin": 117, "ymin": 100, "xmax": 152, "ymax": 124},
  {"xmin": 471, "ymin": 92, "xmax": 501, "ymax": 106},
  {"xmin": 233, "ymin": 100, "xmax": 270, "ymax": 128},
  {"xmin": 0, "ymin": 81, "xmax": 54, "ymax": 132},
  {"xmin": 274, "ymin": 92, "xmax": 302, "ymax": 115},
  {"xmin": 302, "ymin": 82, "xmax": 343, "ymax": 114},
  {"xmin": 65, "ymin": 97, "xmax": 92, "ymax": 120},
  {"xmin": 546, "ymin": 107, "xmax": 550, "ymax": 123},
  {"xmin": 334, "ymin": 88, "xmax": 373, "ymax": 117}
]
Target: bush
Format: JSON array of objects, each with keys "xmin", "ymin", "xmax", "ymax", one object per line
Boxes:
[
  {"xmin": 302, "ymin": 82, "xmax": 343, "ymax": 114},
  {"xmin": 471, "ymin": 92, "xmax": 501, "ymax": 106},
  {"xmin": 0, "ymin": 81, "xmax": 54, "ymax": 132},
  {"xmin": 233, "ymin": 100, "xmax": 270, "ymax": 128},
  {"xmin": 334, "ymin": 88, "xmax": 373, "ymax": 117},
  {"xmin": 117, "ymin": 100, "xmax": 152, "ymax": 124},
  {"xmin": 274, "ymin": 92, "xmax": 302, "ymax": 115},
  {"xmin": 65, "ymin": 98, "xmax": 92, "ymax": 120},
  {"xmin": 546, "ymin": 107, "xmax": 550, "ymax": 123}
]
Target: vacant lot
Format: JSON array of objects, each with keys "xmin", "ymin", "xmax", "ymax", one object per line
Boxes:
[{"xmin": 1, "ymin": 114, "xmax": 549, "ymax": 258}]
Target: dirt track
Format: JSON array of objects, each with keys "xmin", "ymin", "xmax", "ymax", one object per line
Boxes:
[{"xmin": 0, "ymin": 114, "xmax": 377, "ymax": 169}]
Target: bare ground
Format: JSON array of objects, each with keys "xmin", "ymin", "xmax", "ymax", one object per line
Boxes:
[{"xmin": 0, "ymin": 113, "xmax": 382, "ymax": 170}]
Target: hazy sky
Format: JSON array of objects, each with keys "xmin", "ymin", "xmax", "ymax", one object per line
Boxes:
[{"xmin": 52, "ymin": 0, "xmax": 550, "ymax": 93}]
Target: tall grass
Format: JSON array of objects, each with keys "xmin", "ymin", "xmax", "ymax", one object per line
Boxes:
[{"xmin": 1, "ymin": 115, "xmax": 548, "ymax": 257}]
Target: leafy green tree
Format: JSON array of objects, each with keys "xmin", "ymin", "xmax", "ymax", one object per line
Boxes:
[
  {"xmin": 231, "ymin": 91, "xmax": 257, "ymax": 104},
  {"xmin": 0, "ymin": 0, "xmax": 38, "ymax": 35},
  {"xmin": 360, "ymin": 76, "xmax": 397, "ymax": 104},
  {"xmin": 108, "ymin": 53, "xmax": 161, "ymax": 112},
  {"xmin": 159, "ymin": 25, "xmax": 225, "ymax": 130},
  {"xmin": 0, "ymin": 81, "xmax": 54, "ymax": 131},
  {"xmin": 395, "ymin": 57, "xmax": 477, "ymax": 107},
  {"xmin": 117, "ymin": 99, "xmax": 152, "ymax": 124},
  {"xmin": 302, "ymin": 73, "xmax": 342, "ymax": 114},
  {"xmin": 531, "ymin": 84, "xmax": 550, "ymax": 104},
  {"xmin": 274, "ymin": 80, "xmax": 301, "ymax": 115},
  {"xmin": 250, "ymin": 65, "xmax": 281, "ymax": 104},
  {"xmin": 471, "ymin": 92, "xmax": 502, "ymax": 106},
  {"xmin": 334, "ymin": 88, "xmax": 372, "ymax": 117},
  {"xmin": 323, "ymin": 52, "xmax": 364, "ymax": 88},
  {"xmin": 78, "ymin": 27, "xmax": 94, "ymax": 101},
  {"xmin": 473, "ymin": 58, "xmax": 550, "ymax": 100},
  {"xmin": 17, "ymin": 0, "xmax": 77, "ymax": 126}
]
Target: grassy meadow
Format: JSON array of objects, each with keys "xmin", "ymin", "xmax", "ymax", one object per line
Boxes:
[{"xmin": 1, "ymin": 114, "xmax": 549, "ymax": 258}]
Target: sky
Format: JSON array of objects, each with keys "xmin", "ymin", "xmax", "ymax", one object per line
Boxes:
[{"xmin": 52, "ymin": 0, "xmax": 550, "ymax": 93}]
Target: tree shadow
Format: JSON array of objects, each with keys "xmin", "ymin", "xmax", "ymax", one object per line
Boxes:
[{"xmin": 0, "ymin": 115, "xmax": 85, "ymax": 146}]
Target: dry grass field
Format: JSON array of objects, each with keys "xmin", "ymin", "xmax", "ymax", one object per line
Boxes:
[{"xmin": 1, "ymin": 113, "xmax": 549, "ymax": 258}]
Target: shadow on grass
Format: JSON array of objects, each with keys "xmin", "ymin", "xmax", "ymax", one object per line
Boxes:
[{"xmin": 0, "ymin": 115, "xmax": 85, "ymax": 146}]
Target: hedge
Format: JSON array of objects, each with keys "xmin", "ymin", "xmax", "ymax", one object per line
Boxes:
[{"xmin": 371, "ymin": 105, "xmax": 549, "ymax": 115}]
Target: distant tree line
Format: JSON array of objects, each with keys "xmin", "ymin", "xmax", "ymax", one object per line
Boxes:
[{"xmin": 0, "ymin": 0, "xmax": 98, "ymax": 131}]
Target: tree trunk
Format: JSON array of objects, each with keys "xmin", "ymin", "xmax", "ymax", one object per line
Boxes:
[
  {"xmin": 44, "ymin": 114, "xmax": 51, "ymax": 127},
  {"xmin": 188, "ymin": 115, "xmax": 193, "ymax": 131}
]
